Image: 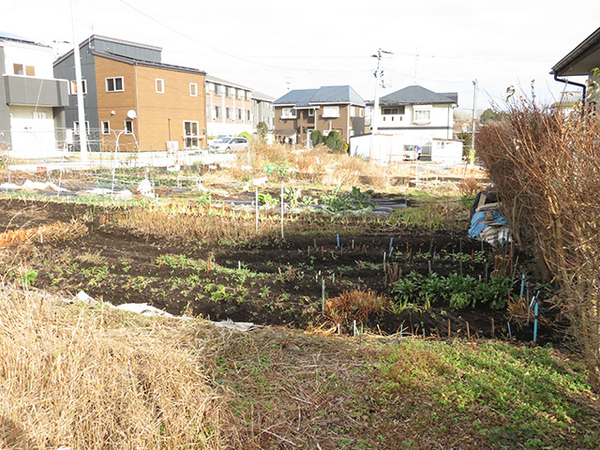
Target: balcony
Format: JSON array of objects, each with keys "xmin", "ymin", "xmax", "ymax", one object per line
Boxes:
[{"xmin": 4, "ymin": 75, "xmax": 69, "ymax": 107}]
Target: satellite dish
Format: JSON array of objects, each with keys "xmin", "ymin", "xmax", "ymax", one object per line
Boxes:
[{"xmin": 127, "ymin": 110, "xmax": 137, "ymax": 119}]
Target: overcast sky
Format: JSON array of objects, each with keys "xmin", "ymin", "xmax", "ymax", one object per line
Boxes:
[{"xmin": 2, "ymin": 0, "xmax": 599, "ymax": 113}]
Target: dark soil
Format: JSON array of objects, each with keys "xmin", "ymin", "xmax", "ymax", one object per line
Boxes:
[{"xmin": 0, "ymin": 197, "xmax": 564, "ymax": 345}]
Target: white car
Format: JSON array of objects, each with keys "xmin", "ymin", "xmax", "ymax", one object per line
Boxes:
[{"xmin": 209, "ymin": 136, "xmax": 249, "ymax": 152}]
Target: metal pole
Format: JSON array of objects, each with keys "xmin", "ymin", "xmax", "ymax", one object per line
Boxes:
[
  {"xmin": 280, "ymin": 183, "xmax": 284, "ymax": 240},
  {"xmin": 255, "ymin": 187, "xmax": 259, "ymax": 233},
  {"xmin": 370, "ymin": 48, "xmax": 392, "ymax": 159},
  {"xmin": 70, "ymin": 0, "xmax": 87, "ymax": 160},
  {"xmin": 470, "ymin": 79, "xmax": 478, "ymax": 165}
]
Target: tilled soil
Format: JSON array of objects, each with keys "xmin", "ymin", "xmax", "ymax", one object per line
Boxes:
[{"xmin": 0, "ymin": 197, "xmax": 562, "ymax": 344}]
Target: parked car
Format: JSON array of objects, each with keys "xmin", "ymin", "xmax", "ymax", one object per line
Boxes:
[
  {"xmin": 402, "ymin": 144, "xmax": 422, "ymax": 161},
  {"xmin": 209, "ymin": 136, "xmax": 249, "ymax": 152}
]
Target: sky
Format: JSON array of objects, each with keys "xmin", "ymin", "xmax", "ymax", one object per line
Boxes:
[{"xmin": 2, "ymin": 0, "xmax": 599, "ymax": 114}]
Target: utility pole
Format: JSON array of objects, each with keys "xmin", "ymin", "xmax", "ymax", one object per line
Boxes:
[
  {"xmin": 470, "ymin": 79, "xmax": 478, "ymax": 165},
  {"xmin": 371, "ymin": 48, "xmax": 392, "ymax": 136},
  {"xmin": 70, "ymin": 0, "xmax": 87, "ymax": 160}
]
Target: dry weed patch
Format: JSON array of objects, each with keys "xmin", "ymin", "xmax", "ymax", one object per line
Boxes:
[
  {"xmin": 0, "ymin": 219, "xmax": 87, "ymax": 248},
  {"xmin": 0, "ymin": 286, "xmax": 238, "ymax": 449}
]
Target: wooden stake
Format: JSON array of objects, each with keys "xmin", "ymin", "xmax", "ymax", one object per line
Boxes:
[
  {"xmin": 466, "ymin": 321, "xmax": 471, "ymax": 340},
  {"xmin": 447, "ymin": 319, "xmax": 451, "ymax": 338}
]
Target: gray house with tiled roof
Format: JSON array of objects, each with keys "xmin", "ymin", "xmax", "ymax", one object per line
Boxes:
[
  {"xmin": 273, "ymin": 85, "xmax": 367, "ymax": 146},
  {"xmin": 370, "ymin": 85, "xmax": 458, "ymax": 140}
]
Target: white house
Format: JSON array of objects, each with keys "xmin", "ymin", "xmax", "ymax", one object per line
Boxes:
[
  {"xmin": 373, "ymin": 85, "xmax": 457, "ymax": 140},
  {"xmin": 0, "ymin": 32, "xmax": 69, "ymax": 158},
  {"xmin": 351, "ymin": 85, "xmax": 461, "ymax": 164}
]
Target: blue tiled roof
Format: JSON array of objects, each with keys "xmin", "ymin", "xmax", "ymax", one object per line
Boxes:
[{"xmin": 274, "ymin": 85, "xmax": 365, "ymax": 106}]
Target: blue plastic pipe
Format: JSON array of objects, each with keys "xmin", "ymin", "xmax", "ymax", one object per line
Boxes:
[{"xmin": 533, "ymin": 301, "xmax": 539, "ymax": 343}]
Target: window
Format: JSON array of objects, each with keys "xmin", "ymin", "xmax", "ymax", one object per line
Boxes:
[
  {"xmin": 382, "ymin": 107, "xmax": 405, "ymax": 115},
  {"xmin": 245, "ymin": 91, "xmax": 250, "ymax": 101},
  {"xmin": 215, "ymin": 106, "xmax": 222, "ymax": 119},
  {"xmin": 246, "ymin": 110, "xmax": 251, "ymax": 121},
  {"xmin": 124, "ymin": 120, "xmax": 134, "ymax": 134},
  {"xmin": 206, "ymin": 82, "xmax": 213, "ymax": 92},
  {"xmin": 73, "ymin": 121, "xmax": 89, "ymax": 135},
  {"xmin": 155, "ymin": 78, "xmax": 164, "ymax": 93},
  {"xmin": 70, "ymin": 80, "xmax": 87, "ymax": 95},
  {"xmin": 226, "ymin": 107, "xmax": 232, "ymax": 120},
  {"xmin": 184, "ymin": 121, "xmax": 199, "ymax": 149},
  {"xmin": 215, "ymin": 84, "xmax": 222, "ymax": 95},
  {"xmin": 206, "ymin": 105, "xmax": 211, "ymax": 118},
  {"xmin": 350, "ymin": 106, "xmax": 356, "ymax": 117},
  {"xmin": 322, "ymin": 106, "xmax": 340, "ymax": 118},
  {"xmin": 190, "ymin": 83, "xmax": 198, "ymax": 96},
  {"xmin": 413, "ymin": 109, "xmax": 431, "ymax": 123},
  {"xmin": 225, "ymin": 87, "xmax": 233, "ymax": 97},
  {"xmin": 13, "ymin": 64, "xmax": 35, "ymax": 76},
  {"xmin": 308, "ymin": 109, "xmax": 315, "ymax": 117},
  {"xmin": 106, "ymin": 77, "xmax": 124, "ymax": 92},
  {"xmin": 236, "ymin": 89, "xmax": 242, "ymax": 99},
  {"xmin": 236, "ymin": 108, "xmax": 242, "ymax": 120},
  {"xmin": 281, "ymin": 108, "xmax": 297, "ymax": 119},
  {"xmin": 359, "ymin": 108, "xmax": 364, "ymax": 117},
  {"xmin": 101, "ymin": 121, "xmax": 111, "ymax": 135}
]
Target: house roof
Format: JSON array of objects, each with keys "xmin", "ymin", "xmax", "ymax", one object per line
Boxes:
[
  {"xmin": 54, "ymin": 34, "xmax": 162, "ymax": 66},
  {"xmin": 274, "ymin": 89, "xmax": 319, "ymax": 107},
  {"xmin": 252, "ymin": 91, "xmax": 277, "ymax": 102},
  {"xmin": 206, "ymin": 74, "xmax": 252, "ymax": 91},
  {"xmin": 92, "ymin": 50, "xmax": 206, "ymax": 75},
  {"xmin": 551, "ymin": 27, "xmax": 600, "ymax": 77},
  {"xmin": 0, "ymin": 31, "xmax": 49, "ymax": 48},
  {"xmin": 378, "ymin": 85, "xmax": 458, "ymax": 106},
  {"xmin": 273, "ymin": 85, "xmax": 366, "ymax": 107}
]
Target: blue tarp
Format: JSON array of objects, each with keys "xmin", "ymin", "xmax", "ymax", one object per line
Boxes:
[{"xmin": 468, "ymin": 210, "xmax": 508, "ymax": 239}]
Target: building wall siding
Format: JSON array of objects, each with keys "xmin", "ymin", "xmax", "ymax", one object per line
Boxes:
[
  {"xmin": 135, "ymin": 64, "xmax": 206, "ymax": 151},
  {"xmin": 94, "ymin": 56, "xmax": 138, "ymax": 150}
]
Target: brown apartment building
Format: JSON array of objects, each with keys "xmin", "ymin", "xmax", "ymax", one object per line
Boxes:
[
  {"xmin": 273, "ymin": 85, "xmax": 367, "ymax": 146},
  {"xmin": 54, "ymin": 35, "xmax": 206, "ymax": 153}
]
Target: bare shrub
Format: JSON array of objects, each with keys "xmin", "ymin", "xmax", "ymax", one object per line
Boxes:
[
  {"xmin": 325, "ymin": 289, "xmax": 388, "ymax": 325},
  {"xmin": 477, "ymin": 100, "xmax": 600, "ymax": 390},
  {"xmin": 457, "ymin": 177, "xmax": 483, "ymax": 197}
]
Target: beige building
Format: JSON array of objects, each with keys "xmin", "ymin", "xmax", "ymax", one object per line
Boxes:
[
  {"xmin": 54, "ymin": 35, "xmax": 207, "ymax": 152},
  {"xmin": 205, "ymin": 75, "xmax": 252, "ymax": 137}
]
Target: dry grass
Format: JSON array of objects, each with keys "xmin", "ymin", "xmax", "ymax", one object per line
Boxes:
[
  {"xmin": 199, "ymin": 143, "xmax": 480, "ymax": 195},
  {"xmin": 325, "ymin": 289, "xmax": 389, "ymax": 325},
  {"xmin": 112, "ymin": 203, "xmax": 284, "ymax": 244},
  {"xmin": 0, "ymin": 285, "xmax": 238, "ymax": 449},
  {"xmin": 0, "ymin": 219, "xmax": 87, "ymax": 248}
]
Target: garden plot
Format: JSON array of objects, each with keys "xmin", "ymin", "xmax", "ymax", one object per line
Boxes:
[{"xmin": 0, "ymin": 196, "xmax": 557, "ymax": 344}]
